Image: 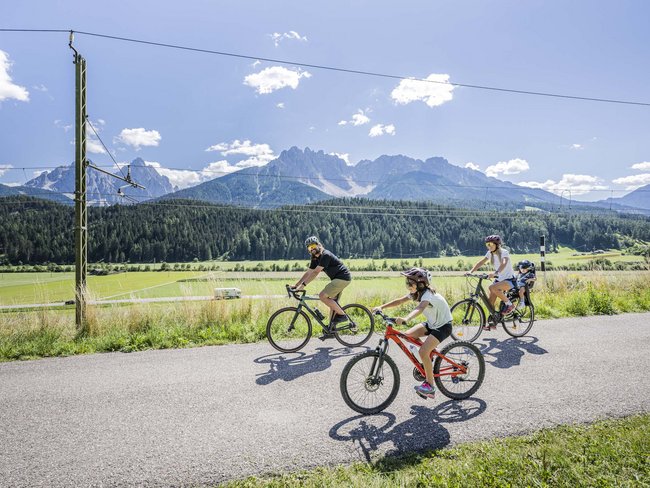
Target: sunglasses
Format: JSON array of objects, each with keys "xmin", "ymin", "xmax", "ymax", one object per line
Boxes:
[
  {"xmin": 405, "ymin": 279, "xmax": 416, "ymax": 287},
  {"xmin": 307, "ymin": 244, "xmax": 319, "ymax": 251}
]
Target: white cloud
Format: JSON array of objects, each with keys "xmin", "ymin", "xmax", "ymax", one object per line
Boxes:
[
  {"xmin": 465, "ymin": 162, "xmax": 481, "ymax": 171},
  {"xmin": 329, "ymin": 152, "xmax": 350, "ymax": 164},
  {"xmin": 631, "ymin": 161, "xmax": 650, "ymax": 171},
  {"xmin": 570, "ymin": 144, "xmax": 583, "ymax": 150},
  {"xmin": 204, "ymin": 139, "xmax": 276, "ymax": 168},
  {"xmin": 270, "ymin": 31, "xmax": 308, "ymax": 47},
  {"xmin": 86, "ymin": 139, "xmax": 106, "ymax": 154},
  {"xmin": 391, "ymin": 73, "xmax": 454, "ymax": 108},
  {"xmin": 0, "ymin": 50, "xmax": 29, "ymax": 103},
  {"xmin": 276, "ymin": 102, "xmax": 285, "ymax": 109},
  {"xmin": 612, "ymin": 173, "xmax": 650, "ymax": 190},
  {"xmin": 84, "ymin": 119, "xmax": 107, "ymax": 154},
  {"xmin": 32, "ymin": 84, "xmax": 48, "ymax": 92},
  {"xmin": 369, "ymin": 124, "xmax": 396, "ymax": 137},
  {"xmin": 54, "ymin": 120, "xmax": 73, "ymax": 132},
  {"xmin": 243, "ymin": 66, "xmax": 311, "ymax": 94},
  {"xmin": 115, "ymin": 128, "xmax": 161, "ymax": 150},
  {"xmin": 485, "ymin": 158, "xmax": 530, "ymax": 178},
  {"xmin": 519, "ymin": 174, "xmax": 607, "ymax": 196},
  {"xmin": 339, "ymin": 109, "xmax": 371, "ymax": 127},
  {"xmin": 0, "ymin": 164, "xmax": 13, "ymax": 177},
  {"xmin": 145, "ymin": 160, "xmax": 241, "ymax": 189}
]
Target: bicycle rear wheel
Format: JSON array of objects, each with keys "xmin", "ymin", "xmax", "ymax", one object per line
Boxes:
[
  {"xmin": 433, "ymin": 341, "xmax": 485, "ymax": 400},
  {"xmin": 503, "ymin": 299, "xmax": 535, "ymax": 337},
  {"xmin": 340, "ymin": 350, "xmax": 400, "ymax": 415},
  {"xmin": 450, "ymin": 299, "xmax": 485, "ymax": 342},
  {"xmin": 266, "ymin": 307, "xmax": 312, "ymax": 353},
  {"xmin": 335, "ymin": 304, "xmax": 375, "ymax": 348}
]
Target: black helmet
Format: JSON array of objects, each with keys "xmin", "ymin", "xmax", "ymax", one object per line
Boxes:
[
  {"xmin": 304, "ymin": 236, "xmax": 321, "ymax": 247},
  {"xmin": 400, "ymin": 267, "xmax": 430, "ymax": 286},
  {"xmin": 518, "ymin": 259, "xmax": 535, "ymax": 270},
  {"xmin": 485, "ymin": 234, "xmax": 502, "ymax": 245}
]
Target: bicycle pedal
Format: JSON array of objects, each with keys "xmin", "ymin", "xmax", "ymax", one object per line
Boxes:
[{"xmin": 415, "ymin": 390, "xmax": 428, "ymax": 400}]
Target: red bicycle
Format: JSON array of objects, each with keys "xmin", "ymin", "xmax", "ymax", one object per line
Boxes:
[{"xmin": 340, "ymin": 311, "xmax": 485, "ymax": 415}]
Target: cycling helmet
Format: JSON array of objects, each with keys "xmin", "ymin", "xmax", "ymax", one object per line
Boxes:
[
  {"xmin": 304, "ymin": 236, "xmax": 321, "ymax": 247},
  {"xmin": 400, "ymin": 267, "xmax": 430, "ymax": 286},
  {"xmin": 518, "ymin": 259, "xmax": 535, "ymax": 270},
  {"xmin": 484, "ymin": 234, "xmax": 502, "ymax": 245}
]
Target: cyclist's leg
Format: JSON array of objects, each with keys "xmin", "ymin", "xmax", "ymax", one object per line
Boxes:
[
  {"xmin": 320, "ymin": 279, "xmax": 350, "ymax": 321},
  {"xmin": 489, "ymin": 280, "xmax": 513, "ymax": 308},
  {"xmin": 420, "ymin": 323, "xmax": 452, "ymax": 387}
]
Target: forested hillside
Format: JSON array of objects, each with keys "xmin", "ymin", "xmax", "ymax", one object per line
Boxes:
[{"xmin": 1, "ymin": 196, "xmax": 649, "ymax": 264}]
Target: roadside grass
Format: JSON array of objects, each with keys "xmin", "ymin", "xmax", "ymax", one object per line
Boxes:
[
  {"xmin": 224, "ymin": 414, "xmax": 650, "ymax": 487},
  {"xmin": 1, "ymin": 272, "xmax": 650, "ymax": 361}
]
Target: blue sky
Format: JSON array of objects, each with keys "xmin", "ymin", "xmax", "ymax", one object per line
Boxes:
[{"xmin": 1, "ymin": 0, "xmax": 650, "ymax": 201}]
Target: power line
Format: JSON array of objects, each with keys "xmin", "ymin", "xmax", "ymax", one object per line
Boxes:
[{"xmin": 2, "ymin": 28, "xmax": 650, "ymax": 107}]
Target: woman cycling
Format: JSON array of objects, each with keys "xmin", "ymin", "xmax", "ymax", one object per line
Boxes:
[
  {"xmin": 372, "ymin": 267, "xmax": 453, "ymax": 399},
  {"xmin": 468, "ymin": 234, "xmax": 517, "ymax": 325}
]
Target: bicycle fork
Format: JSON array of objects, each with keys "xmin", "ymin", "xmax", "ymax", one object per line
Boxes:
[{"xmin": 368, "ymin": 339, "xmax": 390, "ymax": 386}]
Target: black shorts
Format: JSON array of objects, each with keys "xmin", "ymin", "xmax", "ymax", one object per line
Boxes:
[{"xmin": 423, "ymin": 321, "xmax": 453, "ymax": 342}]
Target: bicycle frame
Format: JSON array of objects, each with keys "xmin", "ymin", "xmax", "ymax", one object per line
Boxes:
[
  {"xmin": 467, "ymin": 275, "xmax": 501, "ymax": 320},
  {"xmin": 374, "ymin": 316, "xmax": 468, "ymax": 380},
  {"xmin": 285, "ymin": 285, "xmax": 354, "ymax": 333}
]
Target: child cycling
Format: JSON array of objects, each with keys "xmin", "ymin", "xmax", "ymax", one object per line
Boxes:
[
  {"xmin": 372, "ymin": 267, "xmax": 453, "ymax": 399},
  {"xmin": 515, "ymin": 259, "xmax": 536, "ymax": 310},
  {"xmin": 293, "ymin": 236, "xmax": 352, "ymax": 337},
  {"xmin": 468, "ymin": 234, "xmax": 517, "ymax": 325}
]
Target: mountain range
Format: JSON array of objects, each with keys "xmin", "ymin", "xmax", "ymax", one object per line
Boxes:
[
  {"xmin": 20, "ymin": 158, "xmax": 175, "ymax": 205},
  {"xmin": 13, "ymin": 148, "xmax": 650, "ymax": 213}
]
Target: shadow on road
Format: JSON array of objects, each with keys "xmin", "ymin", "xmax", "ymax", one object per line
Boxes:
[
  {"xmin": 254, "ymin": 346, "xmax": 362, "ymax": 385},
  {"xmin": 477, "ymin": 336, "xmax": 548, "ymax": 369},
  {"xmin": 329, "ymin": 398, "xmax": 487, "ymax": 462}
]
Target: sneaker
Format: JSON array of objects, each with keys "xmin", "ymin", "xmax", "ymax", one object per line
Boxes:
[
  {"xmin": 318, "ymin": 332, "xmax": 335, "ymax": 341},
  {"xmin": 503, "ymin": 303, "xmax": 516, "ymax": 315},
  {"xmin": 330, "ymin": 314, "xmax": 349, "ymax": 326},
  {"xmin": 414, "ymin": 382, "xmax": 435, "ymax": 399}
]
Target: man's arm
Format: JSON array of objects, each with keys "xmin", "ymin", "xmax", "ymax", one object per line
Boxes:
[{"xmin": 294, "ymin": 267, "xmax": 323, "ymax": 289}]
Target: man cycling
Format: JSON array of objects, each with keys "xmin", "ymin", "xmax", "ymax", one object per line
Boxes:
[{"xmin": 293, "ymin": 236, "xmax": 352, "ymax": 335}]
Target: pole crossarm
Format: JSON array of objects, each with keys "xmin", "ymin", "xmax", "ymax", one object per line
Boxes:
[{"xmin": 86, "ymin": 162, "xmax": 147, "ymax": 190}]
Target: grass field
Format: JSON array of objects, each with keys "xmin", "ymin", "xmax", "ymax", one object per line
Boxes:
[
  {"xmin": 224, "ymin": 414, "xmax": 650, "ymax": 487},
  {"xmin": 1, "ymin": 246, "xmax": 647, "ymax": 306},
  {"xmin": 1, "ymin": 270, "xmax": 650, "ymax": 361}
]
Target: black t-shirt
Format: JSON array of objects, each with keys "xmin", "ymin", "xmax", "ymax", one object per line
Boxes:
[{"xmin": 309, "ymin": 249, "xmax": 351, "ymax": 281}]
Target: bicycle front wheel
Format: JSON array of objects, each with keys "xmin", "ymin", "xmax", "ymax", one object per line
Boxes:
[
  {"xmin": 450, "ymin": 299, "xmax": 485, "ymax": 342},
  {"xmin": 335, "ymin": 304, "xmax": 375, "ymax": 348},
  {"xmin": 433, "ymin": 341, "xmax": 485, "ymax": 400},
  {"xmin": 503, "ymin": 300, "xmax": 535, "ymax": 338},
  {"xmin": 340, "ymin": 350, "xmax": 400, "ymax": 415},
  {"xmin": 266, "ymin": 307, "xmax": 312, "ymax": 353}
]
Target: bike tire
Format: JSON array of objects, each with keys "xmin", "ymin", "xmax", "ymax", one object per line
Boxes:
[
  {"xmin": 433, "ymin": 340, "xmax": 485, "ymax": 400},
  {"xmin": 503, "ymin": 301, "xmax": 535, "ymax": 338},
  {"xmin": 266, "ymin": 307, "xmax": 312, "ymax": 353},
  {"xmin": 334, "ymin": 303, "xmax": 375, "ymax": 348},
  {"xmin": 450, "ymin": 299, "xmax": 485, "ymax": 343},
  {"xmin": 340, "ymin": 350, "xmax": 400, "ymax": 415}
]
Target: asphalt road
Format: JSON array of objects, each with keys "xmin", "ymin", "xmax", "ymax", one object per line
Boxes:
[{"xmin": 1, "ymin": 313, "xmax": 649, "ymax": 487}]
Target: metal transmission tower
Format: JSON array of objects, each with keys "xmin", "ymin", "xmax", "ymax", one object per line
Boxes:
[
  {"xmin": 68, "ymin": 31, "xmax": 145, "ymax": 334},
  {"xmin": 70, "ymin": 33, "xmax": 88, "ymax": 333}
]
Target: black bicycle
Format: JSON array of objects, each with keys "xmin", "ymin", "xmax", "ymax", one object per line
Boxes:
[
  {"xmin": 450, "ymin": 273, "xmax": 535, "ymax": 342},
  {"xmin": 266, "ymin": 285, "xmax": 375, "ymax": 353}
]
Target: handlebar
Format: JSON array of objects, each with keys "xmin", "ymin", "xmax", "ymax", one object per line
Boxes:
[
  {"xmin": 464, "ymin": 273, "xmax": 490, "ymax": 279},
  {"xmin": 373, "ymin": 309, "xmax": 396, "ymax": 325},
  {"xmin": 285, "ymin": 284, "xmax": 306, "ymax": 298}
]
